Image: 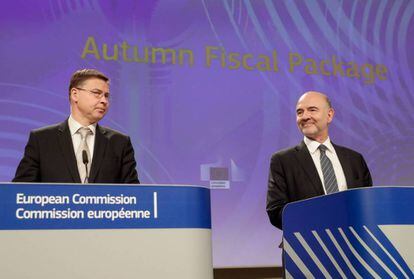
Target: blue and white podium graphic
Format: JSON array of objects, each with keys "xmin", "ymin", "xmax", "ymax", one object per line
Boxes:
[
  {"xmin": 282, "ymin": 187, "xmax": 414, "ymax": 278},
  {"xmin": 0, "ymin": 183, "xmax": 213, "ymax": 279}
]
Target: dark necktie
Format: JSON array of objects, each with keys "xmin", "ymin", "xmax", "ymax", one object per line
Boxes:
[{"xmin": 319, "ymin": 144, "xmax": 339, "ymax": 194}]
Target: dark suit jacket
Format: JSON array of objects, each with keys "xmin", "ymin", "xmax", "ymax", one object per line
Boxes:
[
  {"xmin": 266, "ymin": 141, "xmax": 372, "ymax": 230},
  {"xmin": 13, "ymin": 120, "xmax": 139, "ymax": 184}
]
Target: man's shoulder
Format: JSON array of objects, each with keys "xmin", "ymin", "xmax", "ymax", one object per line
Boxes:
[
  {"xmin": 271, "ymin": 142, "xmax": 303, "ymax": 159},
  {"xmin": 98, "ymin": 125, "xmax": 130, "ymax": 140},
  {"xmin": 30, "ymin": 121, "xmax": 66, "ymax": 136},
  {"xmin": 332, "ymin": 143, "xmax": 364, "ymax": 158}
]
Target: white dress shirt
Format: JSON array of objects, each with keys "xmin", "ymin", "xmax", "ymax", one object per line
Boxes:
[
  {"xmin": 68, "ymin": 115, "xmax": 96, "ymax": 162},
  {"xmin": 304, "ymin": 137, "xmax": 348, "ymax": 193}
]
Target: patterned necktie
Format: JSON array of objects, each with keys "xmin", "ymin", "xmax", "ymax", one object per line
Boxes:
[
  {"xmin": 76, "ymin": 127, "xmax": 92, "ymax": 183},
  {"xmin": 319, "ymin": 144, "xmax": 339, "ymax": 194}
]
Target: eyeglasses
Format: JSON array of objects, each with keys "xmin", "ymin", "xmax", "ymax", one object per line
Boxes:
[{"xmin": 76, "ymin": 88, "xmax": 111, "ymax": 100}]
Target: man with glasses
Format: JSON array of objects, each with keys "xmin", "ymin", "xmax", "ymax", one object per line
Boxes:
[{"xmin": 13, "ymin": 69, "xmax": 139, "ymax": 184}]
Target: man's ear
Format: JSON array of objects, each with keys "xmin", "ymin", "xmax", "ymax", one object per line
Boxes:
[
  {"xmin": 70, "ymin": 88, "xmax": 78, "ymax": 103},
  {"xmin": 327, "ymin": 107, "xmax": 335, "ymax": 124}
]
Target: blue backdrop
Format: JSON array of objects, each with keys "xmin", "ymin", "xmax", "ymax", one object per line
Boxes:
[{"xmin": 1, "ymin": 0, "xmax": 413, "ymax": 267}]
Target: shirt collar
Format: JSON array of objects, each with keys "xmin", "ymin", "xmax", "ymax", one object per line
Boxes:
[
  {"xmin": 304, "ymin": 136, "xmax": 334, "ymax": 154},
  {"xmin": 68, "ymin": 115, "xmax": 97, "ymax": 136}
]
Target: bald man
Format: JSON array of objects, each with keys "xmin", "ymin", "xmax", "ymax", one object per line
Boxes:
[{"xmin": 266, "ymin": 91, "xmax": 372, "ymax": 230}]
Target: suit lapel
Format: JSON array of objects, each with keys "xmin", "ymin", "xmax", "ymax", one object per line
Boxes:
[
  {"xmin": 89, "ymin": 124, "xmax": 108, "ymax": 183},
  {"xmin": 294, "ymin": 141, "xmax": 325, "ymax": 195},
  {"xmin": 332, "ymin": 143, "xmax": 354, "ymax": 188},
  {"xmin": 57, "ymin": 120, "xmax": 81, "ymax": 183}
]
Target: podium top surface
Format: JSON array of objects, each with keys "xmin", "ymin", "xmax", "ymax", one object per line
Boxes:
[{"xmin": 2, "ymin": 182, "xmax": 210, "ymax": 188}]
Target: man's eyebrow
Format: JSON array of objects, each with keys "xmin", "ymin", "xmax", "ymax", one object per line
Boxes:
[
  {"xmin": 92, "ymin": 89, "xmax": 110, "ymax": 94},
  {"xmin": 296, "ymin": 106, "xmax": 319, "ymax": 111}
]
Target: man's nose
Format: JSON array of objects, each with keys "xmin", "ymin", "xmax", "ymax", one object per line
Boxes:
[
  {"xmin": 100, "ymin": 97, "xmax": 109, "ymax": 104},
  {"xmin": 301, "ymin": 110, "xmax": 311, "ymax": 119}
]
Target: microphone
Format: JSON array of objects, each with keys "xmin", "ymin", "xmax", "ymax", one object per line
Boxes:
[{"xmin": 82, "ymin": 150, "xmax": 89, "ymax": 183}]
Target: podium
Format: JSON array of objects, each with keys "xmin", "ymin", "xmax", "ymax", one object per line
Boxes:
[
  {"xmin": 282, "ymin": 187, "xmax": 414, "ymax": 278},
  {"xmin": 0, "ymin": 183, "xmax": 213, "ymax": 279}
]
